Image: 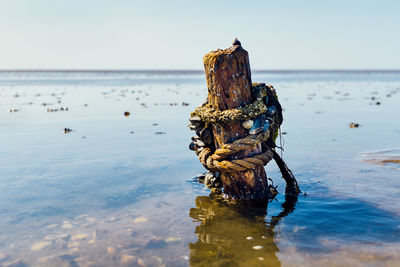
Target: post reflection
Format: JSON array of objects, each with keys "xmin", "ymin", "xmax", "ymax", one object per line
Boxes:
[{"xmin": 189, "ymin": 196, "xmax": 297, "ymax": 267}]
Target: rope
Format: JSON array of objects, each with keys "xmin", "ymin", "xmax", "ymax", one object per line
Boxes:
[
  {"xmin": 199, "ymin": 147, "xmax": 274, "ymax": 173},
  {"xmin": 197, "ymin": 130, "xmax": 273, "ymax": 172},
  {"xmin": 188, "ymin": 82, "xmax": 300, "ymax": 195},
  {"xmin": 190, "ymin": 83, "xmax": 281, "ymax": 173},
  {"xmin": 212, "ymin": 131, "xmax": 270, "ymax": 160}
]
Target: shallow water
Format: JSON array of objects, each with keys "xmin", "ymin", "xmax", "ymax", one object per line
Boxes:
[{"xmin": 0, "ymin": 70, "xmax": 399, "ymax": 266}]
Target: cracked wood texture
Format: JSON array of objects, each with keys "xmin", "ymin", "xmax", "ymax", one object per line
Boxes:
[{"xmin": 203, "ymin": 44, "xmax": 271, "ymax": 200}]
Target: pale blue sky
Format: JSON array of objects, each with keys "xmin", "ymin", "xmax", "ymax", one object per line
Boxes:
[{"xmin": 1, "ymin": 0, "xmax": 399, "ymax": 70}]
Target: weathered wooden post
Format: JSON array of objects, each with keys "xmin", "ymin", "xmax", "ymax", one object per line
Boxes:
[
  {"xmin": 189, "ymin": 39, "xmax": 299, "ymax": 200},
  {"xmin": 203, "ymin": 41, "xmax": 269, "ymax": 200}
]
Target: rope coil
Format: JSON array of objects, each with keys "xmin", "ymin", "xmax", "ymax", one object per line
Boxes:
[
  {"xmin": 189, "ymin": 83, "xmax": 281, "ymax": 173},
  {"xmin": 197, "ymin": 130, "xmax": 274, "ymax": 173}
]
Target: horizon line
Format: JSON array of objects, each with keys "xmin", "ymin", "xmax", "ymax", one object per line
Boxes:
[{"xmin": 1, "ymin": 69, "xmax": 400, "ymax": 73}]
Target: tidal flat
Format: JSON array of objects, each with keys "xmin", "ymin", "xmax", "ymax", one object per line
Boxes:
[{"xmin": 0, "ymin": 70, "xmax": 399, "ymax": 266}]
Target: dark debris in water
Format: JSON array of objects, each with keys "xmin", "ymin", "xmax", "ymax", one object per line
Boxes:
[
  {"xmin": 62, "ymin": 128, "xmax": 73, "ymax": 134},
  {"xmin": 349, "ymin": 122, "xmax": 360, "ymax": 128}
]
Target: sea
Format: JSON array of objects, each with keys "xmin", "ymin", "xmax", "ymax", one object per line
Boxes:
[{"xmin": 0, "ymin": 70, "xmax": 399, "ymax": 266}]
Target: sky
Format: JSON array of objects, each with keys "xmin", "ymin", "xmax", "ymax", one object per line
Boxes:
[{"xmin": 0, "ymin": 0, "xmax": 399, "ymax": 70}]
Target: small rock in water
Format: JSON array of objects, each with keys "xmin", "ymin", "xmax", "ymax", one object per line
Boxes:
[
  {"xmin": 155, "ymin": 131, "xmax": 166, "ymax": 135},
  {"xmin": 62, "ymin": 128, "xmax": 72, "ymax": 134},
  {"xmin": 133, "ymin": 216, "xmax": 148, "ymax": 223},
  {"xmin": 60, "ymin": 106, "xmax": 69, "ymax": 111},
  {"xmin": 252, "ymin": 245, "xmax": 263, "ymax": 250},
  {"xmin": 165, "ymin": 237, "xmax": 181, "ymax": 243},
  {"xmin": 44, "ymin": 235, "xmax": 59, "ymax": 241},
  {"xmin": 107, "ymin": 246, "xmax": 116, "ymax": 255},
  {"xmin": 31, "ymin": 241, "xmax": 52, "ymax": 251},
  {"xmin": 349, "ymin": 122, "xmax": 360, "ymax": 128},
  {"xmin": 376, "ymin": 101, "xmax": 381, "ymax": 105},
  {"xmin": 153, "ymin": 256, "xmax": 164, "ymax": 265},
  {"xmin": 93, "ymin": 230, "xmax": 100, "ymax": 239},
  {"xmin": 182, "ymin": 102, "xmax": 189, "ymax": 106},
  {"xmin": 108, "ymin": 216, "xmax": 118, "ymax": 222},
  {"xmin": 62, "ymin": 222, "xmax": 74, "ymax": 229},
  {"xmin": 8, "ymin": 108, "xmax": 19, "ymax": 113},
  {"xmin": 47, "ymin": 224, "xmax": 58, "ymax": 229},
  {"xmin": 71, "ymin": 234, "xmax": 88, "ymax": 241},
  {"xmin": 242, "ymin": 120, "xmax": 253, "ymax": 129},
  {"xmin": 61, "ymin": 234, "xmax": 71, "ymax": 240},
  {"xmin": 120, "ymin": 254, "xmax": 137, "ymax": 265},
  {"xmin": 124, "ymin": 111, "xmax": 130, "ymax": 117}
]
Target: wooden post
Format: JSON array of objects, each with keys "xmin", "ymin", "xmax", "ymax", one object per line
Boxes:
[{"xmin": 203, "ymin": 40, "xmax": 271, "ymax": 200}]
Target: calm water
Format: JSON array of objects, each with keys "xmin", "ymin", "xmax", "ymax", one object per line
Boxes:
[{"xmin": 0, "ymin": 71, "xmax": 399, "ymax": 266}]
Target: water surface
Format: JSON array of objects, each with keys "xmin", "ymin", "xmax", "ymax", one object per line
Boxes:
[{"xmin": 0, "ymin": 70, "xmax": 399, "ymax": 266}]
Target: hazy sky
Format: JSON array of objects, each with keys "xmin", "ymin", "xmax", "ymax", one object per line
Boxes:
[{"xmin": 1, "ymin": 0, "xmax": 399, "ymax": 70}]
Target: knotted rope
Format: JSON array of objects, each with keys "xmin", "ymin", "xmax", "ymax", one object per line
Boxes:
[
  {"xmin": 189, "ymin": 83, "xmax": 278, "ymax": 173},
  {"xmin": 199, "ymin": 147, "xmax": 274, "ymax": 172},
  {"xmin": 196, "ymin": 129, "xmax": 273, "ymax": 173}
]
